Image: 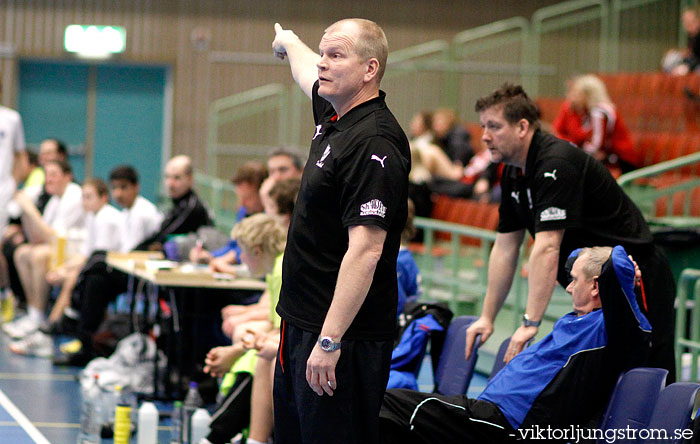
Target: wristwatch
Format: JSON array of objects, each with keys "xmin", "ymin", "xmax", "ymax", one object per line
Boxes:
[
  {"xmin": 318, "ymin": 336, "xmax": 341, "ymax": 352},
  {"xmin": 522, "ymin": 314, "xmax": 541, "ymax": 328}
]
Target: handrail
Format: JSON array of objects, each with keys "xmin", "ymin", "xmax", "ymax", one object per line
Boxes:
[
  {"xmin": 207, "ymin": 83, "xmax": 288, "ymax": 175},
  {"xmin": 449, "ymin": 17, "xmax": 530, "ymax": 105},
  {"xmin": 530, "ymin": 0, "xmax": 609, "ymax": 95},
  {"xmin": 675, "ymin": 269, "xmax": 700, "ymax": 382},
  {"xmin": 210, "ymin": 83, "xmax": 286, "ymax": 112},
  {"xmin": 617, "ymin": 151, "xmax": 700, "ymax": 188},
  {"xmin": 387, "ymin": 39, "xmax": 449, "ymax": 65},
  {"xmin": 609, "ymin": 0, "xmax": 667, "ymax": 72}
]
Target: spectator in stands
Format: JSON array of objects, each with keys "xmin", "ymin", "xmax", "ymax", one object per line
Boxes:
[
  {"xmin": 408, "ymin": 111, "xmax": 471, "ymax": 211},
  {"xmin": 190, "ymin": 160, "xmax": 267, "ymax": 267},
  {"xmin": 1, "ymin": 138, "xmax": 67, "ymax": 315},
  {"xmin": 381, "ymin": 246, "xmax": 650, "ymax": 444},
  {"xmin": 21, "ymin": 151, "xmax": 42, "ymax": 188},
  {"xmin": 43, "ymin": 178, "xmax": 123, "ymax": 326},
  {"xmin": 135, "ymin": 155, "xmax": 211, "ymax": 251},
  {"xmin": 465, "ymin": 83, "xmax": 676, "ymax": 382},
  {"xmin": 9, "ymin": 178, "xmax": 122, "ymax": 357},
  {"xmin": 554, "ymin": 74, "xmax": 640, "ymax": 174},
  {"xmin": 3, "ymin": 159, "xmax": 85, "ymax": 340},
  {"xmin": 51, "ymin": 158, "xmax": 208, "ymax": 366},
  {"xmin": 267, "ymin": 149, "xmax": 303, "ymax": 181},
  {"xmin": 663, "ymin": 6, "xmax": 700, "ymax": 76},
  {"xmin": 432, "ymin": 108, "xmax": 474, "ymax": 167}
]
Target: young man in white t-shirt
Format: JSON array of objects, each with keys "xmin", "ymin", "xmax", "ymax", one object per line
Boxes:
[
  {"xmin": 0, "ymin": 95, "xmax": 28, "ymax": 317},
  {"xmin": 3, "ymin": 160, "xmax": 85, "ymax": 340},
  {"xmin": 10, "ymin": 178, "xmax": 122, "ymax": 356}
]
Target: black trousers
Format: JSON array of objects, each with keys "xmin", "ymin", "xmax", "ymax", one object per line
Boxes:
[
  {"xmin": 206, "ymin": 372, "xmax": 254, "ymax": 444},
  {"xmin": 634, "ymin": 245, "xmax": 677, "ymax": 383},
  {"xmin": 380, "ymin": 389, "xmax": 517, "ymax": 444},
  {"xmin": 273, "ymin": 321, "xmax": 393, "ymax": 444},
  {"xmin": 70, "ymin": 252, "xmax": 129, "ymax": 342},
  {"xmin": 2, "ymin": 237, "xmax": 25, "ymax": 304}
]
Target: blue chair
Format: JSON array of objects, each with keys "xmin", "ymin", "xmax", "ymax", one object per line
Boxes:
[
  {"xmin": 597, "ymin": 367, "xmax": 668, "ymax": 444},
  {"xmin": 488, "ymin": 336, "xmax": 534, "ymax": 381},
  {"xmin": 639, "ymin": 382, "xmax": 700, "ymax": 444},
  {"xmin": 434, "ymin": 316, "xmax": 479, "ymax": 396}
]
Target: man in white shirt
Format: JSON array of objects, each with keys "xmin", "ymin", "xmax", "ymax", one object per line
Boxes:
[
  {"xmin": 50, "ymin": 165, "xmax": 163, "ymax": 365},
  {"xmin": 109, "ymin": 165, "xmax": 163, "ymax": 252},
  {"xmin": 0, "ymin": 95, "xmax": 28, "ymax": 317},
  {"xmin": 3, "ymin": 160, "xmax": 85, "ymax": 339},
  {"xmin": 0, "ymin": 91, "xmax": 28, "ymax": 235}
]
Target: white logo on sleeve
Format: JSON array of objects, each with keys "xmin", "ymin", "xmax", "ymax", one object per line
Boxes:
[
  {"xmin": 360, "ymin": 199, "xmax": 387, "ymax": 218},
  {"xmin": 312, "ymin": 124, "xmax": 323, "ymax": 140},
  {"xmin": 371, "ymin": 154, "xmax": 387, "ymax": 168},
  {"xmin": 544, "ymin": 169, "xmax": 557, "ymax": 180},
  {"xmin": 316, "ymin": 144, "xmax": 331, "ymax": 168},
  {"xmin": 540, "ymin": 207, "xmax": 567, "ymax": 221},
  {"xmin": 511, "ymin": 191, "xmax": 520, "ymax": 204}
]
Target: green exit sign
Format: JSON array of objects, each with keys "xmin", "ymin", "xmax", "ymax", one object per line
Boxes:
[{"xmin": 64, "ymin": 25, "xmax": 126, "ymax": 57}]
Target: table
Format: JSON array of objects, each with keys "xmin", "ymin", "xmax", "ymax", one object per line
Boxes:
[{"xmin": 105, "ymin": 252, "xmax": 267, "ymax": 398}]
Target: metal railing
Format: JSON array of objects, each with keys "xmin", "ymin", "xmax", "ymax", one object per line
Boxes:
[
  {"xmin": 618, "ymin": 151, "xmax": 700, "ymax": 221},
  {"xmin": 206, "ymin": 0, "xmax": 682, "ymax": 177},
  {"xmin": 207, "ymin": 83, "xmax": 288, "ymax": 176},
  {"xmin": 675, "ymin": 269, "xmax": 700, "ymax": 382}
]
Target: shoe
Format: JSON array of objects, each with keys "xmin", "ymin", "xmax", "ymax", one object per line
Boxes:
[
  {"xmin": 42, "ymin": 315, "xmax": 79, "ymax": 336},
  {"xmin": 52, "ymin": 349, "xmax": 93, "ymax": 367},
  {"xmin": 9, "ymin": 331, "xmax": 54, "ymax": 357},
  {"xmin": 2, "ymin": 315, "xmax": 40, "ymax": 339}
]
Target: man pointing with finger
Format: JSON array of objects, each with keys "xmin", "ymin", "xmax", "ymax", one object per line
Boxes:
[{"xmin": 271, "ymin": 19, "xmax": 410, "ymax": 444}]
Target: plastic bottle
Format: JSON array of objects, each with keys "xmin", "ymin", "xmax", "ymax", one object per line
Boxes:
[
  {"xmin": 77, "ymin": 374, "xmax": 103, "ymax": 444},
  {"xmin": 113, "ymin": 385, "xmax": 133, "ymax": 444},
  {"xmin": 136, "ymin": 402, "xmax": 158, "ymax": 444},
  {"xmin": 189, "ymin": 408, "xmax": 211, "ymax": 444},
  {"xmin": 182, "ymin": 382, "xmax": 203, "ymax": 444},
  {"xmin": 170, "ymin": 401, "xmax": 183, "ymax": 444}
]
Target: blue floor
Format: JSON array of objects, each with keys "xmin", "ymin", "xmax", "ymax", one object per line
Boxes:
[{"xmin": 0, "ymin": 328, "xmax": 491, "ymax": 444}]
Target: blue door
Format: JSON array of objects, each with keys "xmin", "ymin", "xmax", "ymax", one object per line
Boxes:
[{"xmin": 18, "ymin": 61, "xmax": 168, "ymax": 202}]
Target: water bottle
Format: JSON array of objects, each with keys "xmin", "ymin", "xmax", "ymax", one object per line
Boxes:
[
  {"xmin": 170, "ymin": 401, "xmax": 183, "ymax": 444},
  {"xmin": 113, "ymin": 385, "xmax": 133, "ymax": 444},
  {"xmin": 77, "ymin": 374, "xmax": 103, "ymax": 444},
  {"xmin": 182, "ymin": 382, "xmax": 203, "ymax": 444},
  {"xmin": 136, "ymin": 402, "xmax": 158, "ymax": 444},
  {"xmin": 189, "ymin": 408, "xmax": 211, "ymax": 444}
]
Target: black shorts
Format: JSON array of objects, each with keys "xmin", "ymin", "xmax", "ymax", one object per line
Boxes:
[
  {"xmin": 380, "ymin": 389, "xmax": 517, "ymax": 444},
  {"xmin": 273, "ymin": 320, "xmax": 393, "ymax": 444}
]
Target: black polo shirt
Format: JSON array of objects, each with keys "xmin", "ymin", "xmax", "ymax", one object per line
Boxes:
[
  {"xmin": 498, "ymin": 129, "xmax": 653, "ymax": 285},
  {"xmin": 278, "ymin": 81, "xmax": 410, "ymax": 341}
]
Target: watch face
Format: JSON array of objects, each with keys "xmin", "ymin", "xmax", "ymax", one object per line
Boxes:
[{"xmin": 320, "ymin": 338, "xmax": 332, "ymax": 350}]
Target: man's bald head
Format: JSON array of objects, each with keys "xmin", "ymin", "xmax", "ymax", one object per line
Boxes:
[
  {"xmin": 324, "ymin": 18, "xmax": 388, "ymax": 83},
  {"xmin": 164, "ymin": 155, "xmax": 194, "ymax": 199}
]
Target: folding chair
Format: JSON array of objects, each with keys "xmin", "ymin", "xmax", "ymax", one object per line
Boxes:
[
  {"xmin": 433, "ymin": 316, "xmax": 479, "ymax": 396},
  {"xmin": 488, "ymin": 336, "xmax": 534, "ymax": 381},
  {"xmin": 639, "ymin": 382, "xmax": 700, "ymax": 444},
  {"xmin": 597, "ymin": 367, "xmax": 668, "ymax": 444}
]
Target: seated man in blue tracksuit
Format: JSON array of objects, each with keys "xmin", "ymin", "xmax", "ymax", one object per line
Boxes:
[{"xmin": 380, "ymin": 245, "xmax": 651, "ymax": 444}]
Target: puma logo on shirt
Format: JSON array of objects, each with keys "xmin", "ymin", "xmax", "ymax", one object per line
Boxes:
[
  {"xmin": 544, "ymin": 169, "xmax": 557, "ymax": 180},
  {"xmin": 371, "ymin": 154, "xmax": 387, "ymax": 168}
]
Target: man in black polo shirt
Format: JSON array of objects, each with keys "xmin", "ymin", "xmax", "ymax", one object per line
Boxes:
[
  {"xmin": 271, "ymin": 19, "xmax": 410, "ymax": 444},
  {"xmin": 464, "ymin": 84, "xmax": 675, "ymax": 382}
]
